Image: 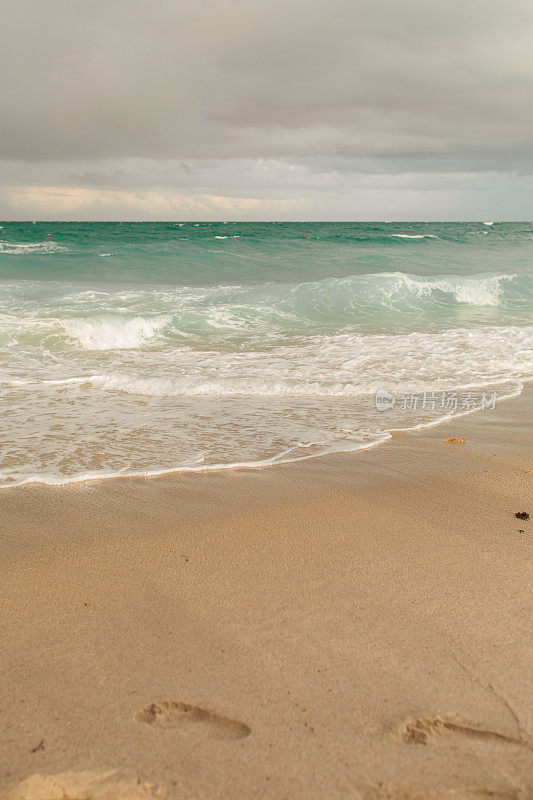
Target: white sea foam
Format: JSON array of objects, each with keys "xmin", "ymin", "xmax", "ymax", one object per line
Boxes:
[
  {"xmin": 0, "ymin": 382, "xmax": 524, "ymax": 488},
  {"xmin": 0, "ymin": 240, "xmax": 68, "ymax": 254},
  {"xmin": 4, "ymin": 319, "xmax": 531, "ymax": 404},
  {"xmin": 30, "ymin": 325, "xmax": 529, "ymax": 398},
  {"xmin": 60, "ymin": 315, "xmax": 170, "ymax": 350},
  {"xmin": 399, "ymin": 273, "xmax": 509, "ymax": 306},
  {"xmin": 390, "ymin": 234, "xmax": 438, "ymax": 239}
]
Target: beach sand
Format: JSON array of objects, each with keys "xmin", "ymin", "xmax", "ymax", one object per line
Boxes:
[{"xmin": 1, "ymin": 388, "xmax": 532, "ymax": 800}]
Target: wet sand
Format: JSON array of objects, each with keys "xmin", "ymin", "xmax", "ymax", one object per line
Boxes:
[{"xmin": 1, "ymin": 387, "xmax": 532, "ymax": 800}]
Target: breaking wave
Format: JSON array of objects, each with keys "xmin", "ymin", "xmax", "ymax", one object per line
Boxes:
[
  {"xmin": 0, "ymin": 272, "xmax": 529, "ymax": 352},
  {"xmin": 59, "ymin": 316, "xmax": 171, "ymax": 350},
  {"xmin": 390, "ymin": 234, "xmax": 439, "ymax": 239},
  {"xmin": 0, "ymin": 240, "xmax": 68, "ymax": 254}
]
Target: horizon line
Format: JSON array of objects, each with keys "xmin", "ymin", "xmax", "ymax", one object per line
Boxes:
[{"xmin": 1, "ymin": 219, "xmax": 529, "ymax": 224}]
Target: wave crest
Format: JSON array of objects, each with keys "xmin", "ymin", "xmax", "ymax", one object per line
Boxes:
[
  {"xmin": 0, "ymin": 240, "xmax": 68, "ymax": 254},
  {"xmin": 60, "ymin": 316, "xmax": 170, "ymax": 350},
  {"xmin": 1, "ymin": 272, "xmax": 528, "ymax": 350},
  {"xmin": 390, "ymin": 233, "xmax": 438, "ymax": 239}
]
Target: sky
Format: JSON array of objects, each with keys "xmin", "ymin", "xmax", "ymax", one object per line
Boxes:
[{"xmin": 1, "ymin": 0, "xmax": 532, "ymax": 220}]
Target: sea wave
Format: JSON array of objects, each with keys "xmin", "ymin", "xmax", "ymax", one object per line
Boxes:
[
  {"xmin": 390, "ymin": 234, "xmax": 438, "ymax": 239},
  {"xmin": 59, "ymin": 315, "xmax": 171, "ymax": 350},
  {"xmin": 282, "ymin": 271, "xmax": 521, "ymax": 311},
  {"xmin": 0, "ymin": 272, "xmax": 529, "ymax": 350},
  {"xmin": 0, "ymin": 240, "xmax": 68, "ymax": 254},
  {"xmin": 5, "ymin": 325, "xmax": 530, "ymax": 395},
  {"xmin": 388, "ymin": 272, "xmax": 512, "ymax": 306}
]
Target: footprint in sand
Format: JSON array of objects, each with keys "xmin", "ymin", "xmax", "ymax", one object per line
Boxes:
[
  {"xmin": 364, "ymin": 787, "xmax": 521, "ymax": 800},
  {"xmin": 399, "ymin": 715, "xmax": 529, "ymax": 748},
  {"xmin": 10, "ymin": 770, "xmax": 161, "ymax": 800},
  {"xmin": 135, "ymin": 701, "xmax": 251, "ymax": 740}
]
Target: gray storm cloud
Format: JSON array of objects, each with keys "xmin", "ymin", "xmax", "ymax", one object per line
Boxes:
[{"xmin": 1, "ymin": 0, "xmax": 532, "ymax": 218}]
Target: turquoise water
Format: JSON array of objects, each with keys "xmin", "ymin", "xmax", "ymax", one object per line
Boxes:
[{"xmin": 1, "ymin": 221, "xmax": 532, "ymax": 485}]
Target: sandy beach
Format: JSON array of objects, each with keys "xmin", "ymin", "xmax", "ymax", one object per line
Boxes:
[{"xmin": 1, "ymin": 388, "xmax": 532, "ymax": 800}]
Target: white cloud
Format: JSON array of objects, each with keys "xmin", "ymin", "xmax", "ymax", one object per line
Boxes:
[
  {"xmin": 0, "ymin": 185, "xmax": 310, "ymax": 220},
  {"xmin": 2, "ymin": 170, "xmax": 531, "ymax": 221}
]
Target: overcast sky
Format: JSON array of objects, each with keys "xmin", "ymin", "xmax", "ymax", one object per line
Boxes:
[{"xmin": 1, "ymin": 0, "xmax": 532, "ymax": 220}]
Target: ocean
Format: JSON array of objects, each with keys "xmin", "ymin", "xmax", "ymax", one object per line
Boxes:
[{"xmin": 0, "ymin": 221, "xmax": 532, "ymax": 487}]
